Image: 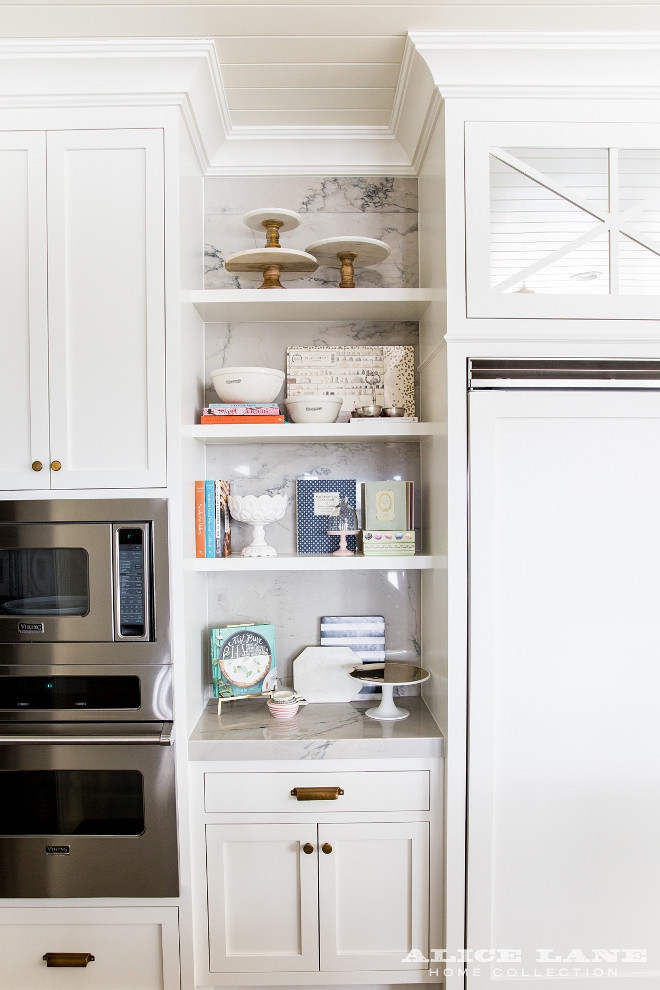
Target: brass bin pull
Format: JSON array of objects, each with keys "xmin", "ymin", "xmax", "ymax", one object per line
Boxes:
[
  {"xmin": 43, "ymin": 952, "xmax": 95, "ymax": 968},
  {"xmin": 290, "ymin": 786, "xmax": 344, "ymax": 801}
]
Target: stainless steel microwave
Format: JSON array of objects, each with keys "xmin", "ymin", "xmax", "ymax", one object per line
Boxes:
[{"xmin": 0, "ymin": 499, "xmax": 170, "ymax": 665}]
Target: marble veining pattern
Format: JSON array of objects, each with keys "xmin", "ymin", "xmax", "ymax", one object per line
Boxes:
[
  {"xmin": 204, "ymin": 319, "xmax": 420, "ymax": 410},
  {"xmin": 206, "ymin": 568, "xmax": 421, "ymax": 688},
  {"xmin": 188, "ymin": 697, "xmax": 444, "ymax": 761},
  {"xmin": 205, "ymin": 440, "xmax": 422, "ymax": 553},
  {"xmin": 204, "ymin": 175, "xmax": 418, "ymax": 289},
  {"xmin": 201, "ymin": 177, "xmax": 423, "ymax": 709}
]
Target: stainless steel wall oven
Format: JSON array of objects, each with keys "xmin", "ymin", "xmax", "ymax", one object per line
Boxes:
[{"xmin": 0, "ymin": 499, "xmax": 178, "ymax": 898}]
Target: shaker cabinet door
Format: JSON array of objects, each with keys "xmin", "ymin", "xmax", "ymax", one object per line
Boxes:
[
  {"xmin": 318, "ymin": 821, "xmax": 430, "ymax": 973},
  {"xmin": 0, "ymin": 132, "xmax": 50, "ymax": 491},
  {"xmin": 467, "ymin": 388, "xmax": 660, "ymax": 988},
  {"xmin": 46, "ymin": 129, "xmax": 166, "ymax": 490},
  {"xmin": 206, "ymin": 823, "xmax": 320, "ymax": 974}
]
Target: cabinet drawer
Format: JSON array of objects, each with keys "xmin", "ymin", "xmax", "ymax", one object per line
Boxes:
[
  {"xmin": 0, "ymin": 906, "xmax": 179, "ymax": 990},
  {"xmin": 204, "ymin": 770, "xmax": 430, "ymax": 813}
]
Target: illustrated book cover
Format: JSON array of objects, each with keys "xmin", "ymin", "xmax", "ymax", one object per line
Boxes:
[
  {"xmin": 362, "ymin": 480, "xmax": 414, "ymax": 531},
  {"xmin": 211, "ymin": 623, "xmax": 277, "ymax": 699}
]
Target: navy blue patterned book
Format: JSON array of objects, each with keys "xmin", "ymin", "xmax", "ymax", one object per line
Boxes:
[{"xmin": 295, "ymin": 478, "xmax": 359, "ymax": 554}]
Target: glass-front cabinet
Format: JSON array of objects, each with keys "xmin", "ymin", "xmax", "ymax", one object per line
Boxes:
[{"xmin": 465, "ymin": 121, "xmax": 660, "ymax": 318}]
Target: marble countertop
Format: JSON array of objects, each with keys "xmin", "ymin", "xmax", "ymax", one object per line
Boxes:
[{"xmin": 188, "ymin": 697, "xmax": 444, "ymax": 761}]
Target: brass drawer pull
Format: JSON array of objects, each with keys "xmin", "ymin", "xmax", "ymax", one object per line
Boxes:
[
  {"xmin": 31, "ymin": 460, "xmax": 43, "ymax": 472},
  {"xmin": 302, "ymin": 842, "xmax": 314, "ymax": 854},
  {"xmin": 322, "ymin": 842, "xmax": 333, "ymax": 854},
  {"xmin": 43, "ymin": 952, "xmax": 95, "ymax": 968},
  {"xmin": 290, "ymin": 786, "xmax": 344, "ymax": 801},
  {"xmin": 51, "ymin": 460, "xmax": 62, "ymax": 471}
]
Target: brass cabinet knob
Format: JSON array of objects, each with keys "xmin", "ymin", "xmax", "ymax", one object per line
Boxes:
[
  {"xmin": 31, "ymin": 460, "xmax": 43, "ymax": 472},
  {"xmin": 321, "ymin": 842, "xmax": 333, "ymax": 855},
  {"xmin": 51, "ymin": 460, "xmax": 62, "ymax": 471},
  {"xmin": 302, "ymin": 843, "xmax": 314, "ymax": 855}
]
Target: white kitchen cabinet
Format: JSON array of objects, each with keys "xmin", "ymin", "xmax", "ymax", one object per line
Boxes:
[
  {"xmin": 206, "ymin": 822, "xmax": 321, "ymax": 973},
  {"xmin": 198, "ymin": 763, "xmax": 440, "ymax": 986},
  {"xmin": 464, "ymin": 120, "xmax": 660, "ymax": 320},
  {"xmin": 0, "ymin": 905, "xmax": 180, "ymax": 990},
  {"xmin": 0, "ymin": 127, "xmax": 166, "ymax": 491},
  {"xmin": 466, "ymin": 380, "xmax": 660, "ymax": 988},
  {"xmin": 318, "ymin": 821, "xmax": 429, "ymax": 973},
  {"xmin": 0, "ymin": 132, "xmax": 49, "ymax": 492},
  {"xmin": 207, "ymin": 821, "xmax": 429, "ymax": 976}
]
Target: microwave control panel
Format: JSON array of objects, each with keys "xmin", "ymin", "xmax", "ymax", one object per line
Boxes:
[{"xmin": 114, "ymin": 525, "xmax": 150, "ymax": 640}]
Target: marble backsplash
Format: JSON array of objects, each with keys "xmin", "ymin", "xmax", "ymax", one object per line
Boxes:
[
  {"xmin": 204, "ymin": 175, "xmax": 418, "ymax": 289},
  {"xmin": 202, "ymin": 175, "xmax": 421, "ymax": 695},
  {"xmin": 206, "ymin": 569, "xmax": 421, "ymax": 691},
  {"xmin": 204, "ymin": 318, "xmax": 420, "ymax": 412}
]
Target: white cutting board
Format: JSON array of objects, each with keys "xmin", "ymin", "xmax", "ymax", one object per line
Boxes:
[{"xmin": 292, "ymin": 646, "xmax": 359, "ymax": 703}]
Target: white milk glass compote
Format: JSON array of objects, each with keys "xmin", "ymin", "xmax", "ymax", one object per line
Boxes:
[{"xmin": 228, "ymin": 493, "xmax": 287, "ymax": 557}]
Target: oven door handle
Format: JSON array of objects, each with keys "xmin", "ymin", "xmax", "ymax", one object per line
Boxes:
[{"xmin": 0, "ymin": 725, "xmax": 175, "ymax": 746}]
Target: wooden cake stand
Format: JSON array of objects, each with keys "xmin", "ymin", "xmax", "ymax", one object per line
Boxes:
[
  {"xmin": 305, "ymin": 236, "xmax": 391, "ymax": 288},
  {"xmin": 349, "ymin": 661, "xmax": 430, "ymax": 720},
  {"xmin": 227, "ymin": 208, "xmax": 318, "ymax": 288}
]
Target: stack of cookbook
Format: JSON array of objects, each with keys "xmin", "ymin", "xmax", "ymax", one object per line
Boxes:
[{"xmin": 200, "ymin": 403, "xmax": 284, "ymax": 424}]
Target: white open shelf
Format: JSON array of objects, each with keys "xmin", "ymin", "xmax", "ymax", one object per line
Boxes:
[
  {"xmin": 184, "ymin": 553, "xmax": 445, "ymax": 572},
  {"xmin": 184, "ymin": 422, "xmax": 443, "ymax": 444},
  {"xmin": 188, "ymin": 288, "xmax": 433, "ymax": 323}
]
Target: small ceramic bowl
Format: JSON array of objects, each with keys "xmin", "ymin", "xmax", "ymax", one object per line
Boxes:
[
  {"xmin": 285, "ymin": 397, "xmax": 342, "ymax": 424},
  {"xmin": 267, "ymin": 689, "xmax": 304, "ymax": 719}
]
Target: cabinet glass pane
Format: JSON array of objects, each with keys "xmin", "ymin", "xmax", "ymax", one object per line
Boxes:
[
  {"xmin": 489, "ymin": 146, "xmax": 660, "ymax": 296},
  {"xmin": 489, "ymin": 148, "xmax": 609, "ymax": 294}
]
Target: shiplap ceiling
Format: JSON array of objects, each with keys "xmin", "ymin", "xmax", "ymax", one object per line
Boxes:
[{"xmin": 1, "ymin": 2, "xmax": 659, "ymax": 131}]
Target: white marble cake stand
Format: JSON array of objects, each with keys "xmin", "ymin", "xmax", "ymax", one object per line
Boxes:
[
  {"xmin": 349, "ymin": 662, "xmax": 430, "ymax": 720},
  {"xmin": 305, "ymin": 236, "xmax": 391, "ymax": 288},
  {"xmin": 225, "ymin": 247, "xmax": 318, "ymax": 289},
  {"xmin": 243, "ymin": 208, "xmax": 301, "ymax": 243},
  {"xmin": 227, "ymin": 208, "xmax": 318, "ymax": 288}
]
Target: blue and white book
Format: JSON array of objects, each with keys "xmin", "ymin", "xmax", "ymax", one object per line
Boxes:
[
  {"xmin": 295, "ymin": 478, "xmax": 359, "ymax": 554},
  {"xmin": 205, "ymin": 480, "xmax": 216, "ymax": 558}
]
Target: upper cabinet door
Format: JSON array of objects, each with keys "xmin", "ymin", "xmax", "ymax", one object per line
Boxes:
[
  {"xmin": 0, "ymin": 133, "xmax": 50, "ymax": 491},
  {"xmin": 465, "ymin": 121, "xmax": 660, "ymax": 319},
  {"xmin": 46, "ymin": 129, "xmax": 166, "ymax": 489}
]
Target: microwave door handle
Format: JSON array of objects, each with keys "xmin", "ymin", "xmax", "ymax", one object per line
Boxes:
[{"xmin": 0, "ymin": 727, "xmax": 174, "ymax": 746}]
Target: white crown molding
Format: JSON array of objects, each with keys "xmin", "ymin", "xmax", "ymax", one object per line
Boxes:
[
  {"xmin": 2, "ymin": 35, "xmax": 660, "ymax": 176},
  {"xmin": 0, "ymin": 39, "xmax": 230, "ymax": 171},
  {"xmin": 409, "ymin": 31, "xmax": 660, "ymax": 51},
  {"xmin": 409, "ymin": 30, "xmax": 660, "ymax": 97}
]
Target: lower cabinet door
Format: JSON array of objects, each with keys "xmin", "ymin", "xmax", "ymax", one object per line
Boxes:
[
  {"xmin": 206, "ymin": 823, "xmax": 320, "ymax": 973},
  {"xmin": 0, "ymin": 906, "xmax": 179, "ymax": 990},
  {"xmin": 318, "ymin": 821, "xmax": 430, "ymax": 972}
]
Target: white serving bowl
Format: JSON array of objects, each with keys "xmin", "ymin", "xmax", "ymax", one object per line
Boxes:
[
  {"xmin": 211, "ymin": 366, "xmax": 284, "ymax": 403},
  {"xmin": 284, "ymin": 397, "xmax": 342, "ymax": 424}
]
